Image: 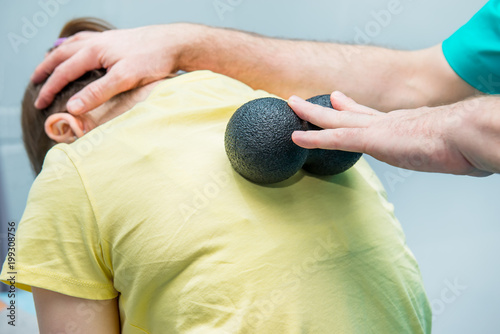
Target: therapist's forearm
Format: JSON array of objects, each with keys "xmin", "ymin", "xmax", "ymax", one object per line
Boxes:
[{"xmin": 177, "ymin": 24, "xmax": 477, "ymax": 111}]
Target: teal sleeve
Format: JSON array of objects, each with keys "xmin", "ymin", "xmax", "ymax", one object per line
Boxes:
[{"xmin": 442, "ymin": 0, "xmax": 500, "ymax": 94}]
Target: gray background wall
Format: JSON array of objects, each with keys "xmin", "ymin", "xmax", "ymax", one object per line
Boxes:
[{"xmin": 1, "ymin": 0, "xmax": 499, "ymax": 333}]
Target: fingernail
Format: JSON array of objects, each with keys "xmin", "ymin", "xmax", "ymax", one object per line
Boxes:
[
  {"xmin": 31, "ymin": 74, "xmax": 39, "ymax": 83},
  {"xmin": 67, "ymin": 98, "xmax": 84, "ymax": 114},
  {"xmin": 291, "ymin": 131, "xmax": 302, "ymax": 142},
  {"xmin": 332, "ymin": 91, "xmax": 346, "ymax": 98},
  {"xmin": 292, "ymin": 131, "xmax": 307, "ymax": 147},
  {"xmin": 289, "ymin": 95, "xmax": 305, "ymax": 104},
  {"xmin": 34, "ymin": 98, "xmax": 42, "ymax": 109}
]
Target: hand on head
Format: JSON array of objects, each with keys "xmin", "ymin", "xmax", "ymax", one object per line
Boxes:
[{"xmin": 31, "ymin": 23, "xmax": 190, "ymax": 115}]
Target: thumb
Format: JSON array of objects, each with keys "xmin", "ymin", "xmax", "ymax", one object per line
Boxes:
[{"xmin": 67, "ymin": 65, "xmax": 135, "ymax": 115}]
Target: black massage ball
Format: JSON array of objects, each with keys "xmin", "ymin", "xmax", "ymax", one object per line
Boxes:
[
  {"xmin": 225, "ymin": 97, "xmax": 308, "ymax": 184},
  {"xmin": 302, "ymin": 94, "xmax": 363, "ymax": 175}
]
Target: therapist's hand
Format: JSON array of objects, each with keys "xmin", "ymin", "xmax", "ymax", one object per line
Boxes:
[
  {"xmin": 32, "ymin": 23, "xmax": 197, "ymax": 114},
  {"xmin": 289, "ymin": 92, "xmax": 499, "ymax": 176}
]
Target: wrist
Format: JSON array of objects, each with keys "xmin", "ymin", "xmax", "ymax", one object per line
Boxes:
[
  {"xmin": 173, "ymin": 23, "xmax": 212, "ymax": 73},
  {"xmin": 443, "ymin": 96, "xmax": 498, "ymax": 175},
  {"xmin": 150, "ymin": 23, "xmax": 208, "ymax": 74}
]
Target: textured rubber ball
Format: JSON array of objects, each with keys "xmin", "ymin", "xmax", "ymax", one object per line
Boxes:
[
  {"xmin": 225, "ymin": 97, "xmax": 309, "ymax": 184},
  {"xmin": 302, "ymin": 94, "xmax": 363, "ymax": 175}
]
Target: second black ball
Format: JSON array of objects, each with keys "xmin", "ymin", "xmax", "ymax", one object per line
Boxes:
[{"xmin": 301, "ymin": 94, "xmax": 363, "ymax": 175}]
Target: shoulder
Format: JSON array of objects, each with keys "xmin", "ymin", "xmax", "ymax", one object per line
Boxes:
[
  {"xmin": 38, "ymin": 145, "xmax": 78, "ymax": 181},
  {"xmin": 148, "ymin": 70, "xmax": 277, "ymax": 104},
  {"xmin": 29, "ymin": 145, "xmax": 92, "ymax": 212}
]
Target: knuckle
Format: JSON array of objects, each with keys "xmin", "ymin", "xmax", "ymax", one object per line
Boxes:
[
  {"xmin": 84, "ymin": 83, "xmax": 103, "ymax": 101},
  {"xmin": 328, "ymin": 130, "xmax": 344, "ymax": 146},
  {"xmin": 309, "ymin": 132, "xmax": 321, "ymax": 145},
  {"xmin": 352, "ymin": 129, "xmax": 369, "ymax": 153},
  {"xmin": 51, "ymin": 66, "xmax": 71, "ymax": 85},
  {"xmin": 67, "ymin": 33, "xmax": 81, "ymax": 43},
  {"xmin": 41, "ymin": 86, "xmax": 57, "ymax": 102},
  {"xmin": 302, "ymin": 132, "xmax": 319, "ymax": 148},
  {"xmin": 316, "ymin": 104, "xmax": 330, "ymax": 114},
  {"xmin": 86, "ymin": 43, "xmax": 100, "ymax": 56},
  {"xmin": 51, "ymin": 64, "xmax": 66, "ymax": 78},
  {"xmin": 331, "ymin": 128, "xmax": 359, "ymax": 151},
  {"xmin": 114, "ymin": 71, "xmax": 134, "ymax": 88},
  {"xmin": 49, "ymin": 46, "xmax": 66, "ymax": 62},
  {"xmin": 35, "ymin": 95, "xmax": 48, "ymax": 108},
  {"xmin": 345, "ymin": 97, "xmax": 357, "ymax": 107},
  {"xmin": 335, "ymin": 110, "xmax": 350, "ymax": 124},
  {"xmin": 70, "ymin": 31, "xmax": 91, "ymax": 41}
]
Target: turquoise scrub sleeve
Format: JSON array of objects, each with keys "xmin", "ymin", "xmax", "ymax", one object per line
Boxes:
[{"xmin": 442, "ymin": 0, "xmax": 500, "ymax": 94}]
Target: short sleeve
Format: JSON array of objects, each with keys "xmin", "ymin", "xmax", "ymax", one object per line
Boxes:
[
  {"xmin": 442, "ymin": 0, "xmax": 500, "ymax": 94},
  {"xmin": 0, "ymin": 146, "xmax": 117, "ymax": 300}
]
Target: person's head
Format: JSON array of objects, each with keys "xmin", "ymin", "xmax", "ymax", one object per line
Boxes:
[{"xmin": 22, "ymin": 17, "xmax": 115, "ymax": 175}]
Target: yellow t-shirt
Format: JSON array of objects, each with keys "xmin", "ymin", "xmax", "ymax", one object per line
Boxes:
[{"xmin": 1, "ymin": 71, "xmax": 431, "ymax": 333}]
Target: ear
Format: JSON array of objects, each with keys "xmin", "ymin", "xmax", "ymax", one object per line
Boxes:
[{"xmin": 44, "ymin": 113, "xmax": 85, "ymax": 143}]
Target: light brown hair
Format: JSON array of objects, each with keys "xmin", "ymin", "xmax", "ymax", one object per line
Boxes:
[{"xmin": 21, "ymin": 18, "xmax": 115, "ymax": 175}]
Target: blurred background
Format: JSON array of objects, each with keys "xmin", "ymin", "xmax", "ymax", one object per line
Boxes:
[{"xmin": 1, "ymin": 0, "xmax": 499, "ymax": 333}]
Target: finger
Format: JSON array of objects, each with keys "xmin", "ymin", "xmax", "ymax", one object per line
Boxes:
[
  {"xmin": 31, "ymin": 39, "xmax": 88, "ymax": 84},
  {"xmin": 32, "ymin": 32, "xmax": 98, "ymax": 85},
  {"xmin": 330, "ymin": 91, "xmax": 382, "ymax": 115},
  {"xmin": 66, "ymin": 64, "xmax": 136, "ymax": 115},
  {"xmin": 34, "ymin": 47, "xmax": 101, "ymax": 109},
  {"xmin": 32, "ymin": 32, "xmax": 96, "ymax": 77},
  {"xmin": 288, "ymin": 95, "xmax": 373, "ymax": 129},
  {"xmin": 292, "ymin": 128, "xmax": 366, "ymax": 152},
  {"xmin": 64, "ymin": 31, "xmax": 97, "ymax": 43}
]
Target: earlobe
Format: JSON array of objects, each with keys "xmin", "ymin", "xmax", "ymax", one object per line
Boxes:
[{"xmin": 44, "ymin": 113, "xmax": 85, "ymax": 143}]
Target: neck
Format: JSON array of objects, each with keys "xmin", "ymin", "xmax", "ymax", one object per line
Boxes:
[{"xmin": 86, "ymin": 80, "xmax": 161, "ymax": 128}]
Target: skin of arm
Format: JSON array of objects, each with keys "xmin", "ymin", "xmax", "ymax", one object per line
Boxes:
[
  {"xmin": 32, "ymin": 23, "xmax": 476, "ymax": 114},
  {"xmin": 32, "ymin": 287, "xmax": 120, "ymax": 334},
  {"xmin": 179, "ymin": 27, "xmax": 477, "ymax": 110},
  {"xmin": 289, "ymin": 92, "xmax": 500, "ymax": 176}
]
